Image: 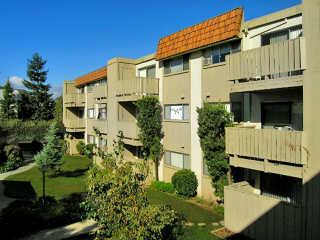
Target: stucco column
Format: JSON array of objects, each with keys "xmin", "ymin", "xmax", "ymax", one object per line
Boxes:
[
  {"xmin": 190, "ymin": 51, "xmax": 203, "ymax": 196},
  {"xmin": 158, "ymin": 62, "xmax": 164, "ymax": 181},
  {"xmin": 302, "ymin": 0, "xmax": 320, "ymax": 239}
]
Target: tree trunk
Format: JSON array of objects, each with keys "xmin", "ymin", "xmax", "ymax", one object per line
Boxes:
[
  {"xmin": 154, "ymin": 160, "xmax": 159, "ymax": 181},
  {"xmin": 42, "ymin": 171, "xmax": 46, "ymax": 207}
]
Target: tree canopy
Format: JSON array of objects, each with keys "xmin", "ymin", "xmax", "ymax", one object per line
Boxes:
[
  {"xmin": 0, "ymin": 80, "xmax": 16, "ymax": 119},
  {"xmin": 23, "ymin": 53, "xmax": 54, "ymax": 120}
]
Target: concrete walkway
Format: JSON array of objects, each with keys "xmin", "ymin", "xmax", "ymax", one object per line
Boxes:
[
  {"xmin": 21, "ymin": 220, "xmax": 98, "ymax": 240},
  {"xmin": 0, "ymin": 162, "xmax": 36, "ymax": 211}
]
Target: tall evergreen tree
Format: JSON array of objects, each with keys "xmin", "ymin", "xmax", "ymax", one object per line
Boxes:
[
  {"xmin": 0, "ymin": 80, "xmax": 16, "ymax": 119},
  {"xmin": 17, "ymin": 90, "xmax": 34, "ymax": 120},
  {"xmin": 23, "ymin": 53, "xmax": 54, "ymax": 120}
]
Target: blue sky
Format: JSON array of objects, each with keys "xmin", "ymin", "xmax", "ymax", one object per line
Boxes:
[{"xmin": 0, "ymin": 0, "xmax": 300, "ymax": 97}]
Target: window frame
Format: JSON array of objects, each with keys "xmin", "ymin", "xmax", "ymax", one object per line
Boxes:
[
  {"xmin": 261, "ymin": 25, "xmax": 303, "ymax": 46},
  {"xmin": 164, "ymin": 54, "xmax": 190, "ymax": 75},
  {"xmin": 164, "ymin": 151, "xmax": 190, "ymax": 169},
  {"xmin": 164, "ymin": 104, "xmax": 189, "ymax": 121},
  {"xmin": 87, "ymin": 108, "xmax": 95, "ymax": 119},
  {"xmin": 203, "ymin": 41, "xmax": 240, "ymax": 66}
]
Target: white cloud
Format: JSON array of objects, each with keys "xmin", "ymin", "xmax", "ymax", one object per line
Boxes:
[{"xmin": 9, "ymin": 76, "xmax": 25, "ymax": 90}]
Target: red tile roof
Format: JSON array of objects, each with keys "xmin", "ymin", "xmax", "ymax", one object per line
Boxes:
[
  {"xmin": 74, "ymin": 67, "xmax": 107, "ymax": 87},
  {"xmin": 156, "ymin": 8, "xmax": 243, "ymax": 60}
]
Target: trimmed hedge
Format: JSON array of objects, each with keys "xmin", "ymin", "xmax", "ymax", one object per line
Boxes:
[
  {"xmin": 172, "ymin": 169, "xmax": 198, "ymax": 198},
  {"xmin": 0, "ymin": 120, "xmax": 52, "ymax": 144}
]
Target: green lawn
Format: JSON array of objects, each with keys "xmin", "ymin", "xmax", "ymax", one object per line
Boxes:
[
  {"xmin": 147, "ymin": 189, "xmax": 223, "ymax": 240},
  {"xmin": 4, "ymin": 155, "xmax": 91, "ymax": 200}
]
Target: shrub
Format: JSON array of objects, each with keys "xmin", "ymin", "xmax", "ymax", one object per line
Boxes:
[
  {"xmin": 0, "ymin": 119, "xmax": 52, "ymax": 144},
  {"xmin": 172, "ymin": 169, "xmax": 198, "ymax": 198},
  {"xmin": 0, "ymin": 144, "xmax": 24, "ymax": 173},
  {"xmin": 197, "ymin": 103, "xmax": 233, "ymax": 200},
  {"xmin": 83, "ymin": 134, "xmax": 181, "ymax": 240},
  {"xmin": 83, "ymin": 144, "xmax": 95, "ymax": 159},
  {"xmin": 150, "ymin": 181, "xmax": 174, "ymax": 193},
  {"xmin": 76, "ymin": 141, "xmax": 86, "ymax": 155}
]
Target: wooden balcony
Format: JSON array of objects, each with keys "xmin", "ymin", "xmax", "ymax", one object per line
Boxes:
[
  {"xmin": 117, "ymin": 121, "xmax": 141, "ymax": 146},
  {"xmin": 226, "ymin": 127, "xmax": 305, "ymax": 178},
  {"xmin": 64, "ymin": 119, "xmax": 85, "ymax": 132},
  {"xmin": 227, "ymin": 37, "xmax": 306, "ymax": 92},
  {"xmin": 116, "ymin": 77, "xmax": 159, "ymax": 100},
  {"xmin": 64, "ymin": 93, "xmax": 85, "ymax": 107}
]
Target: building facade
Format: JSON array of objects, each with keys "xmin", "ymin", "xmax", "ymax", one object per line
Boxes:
[{"xmin": 63, "ymin": 0, "xmax": 320, "ymax": 239}]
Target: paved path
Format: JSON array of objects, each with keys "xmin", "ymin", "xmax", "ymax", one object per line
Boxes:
[
  {"xmin": 21, "ymin": 220, "xmax": 98, "ymax": 240},
  {"xmin": 0, "ymin": 162, "xmax": 36, "ymax": 211}
]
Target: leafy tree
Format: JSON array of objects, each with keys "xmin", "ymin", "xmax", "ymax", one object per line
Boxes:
[
  {"xmin": 197, "ymin": 103, "xmax": 233, "ymax": 200},
  {"xmin": 136, "ymin": 97, "xmax": 163, "ymax": 181},
  {"xmin": 34, "ymin": 122, "xmax": 64, "ymax": 206},
  {"xmin": 16, "ymin": 90, "xmax": 34, "ymax": 120},
  {"xmin": 23, "ymin": 53, "xmax": 54, "ymax": 120},
  {"xmin": 54, "ymin": 95, "xmax": 63, "ymax": 122},
  {"xmin": 0, "ymin": 80, "xmax": 16, "ymax": 119},
  {"xmin": 83, "ymin": 133, "xmax": 181, "ymax": 240}
]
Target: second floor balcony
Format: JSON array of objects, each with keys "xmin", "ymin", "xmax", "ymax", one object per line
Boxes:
[
  {"xmin": 116, "ymin": 77, "xmax": 159, "ymax": 100},
  {"xmin": 225, "ymin": 126, "xmax": 305, "ymax": 178},
  {"xmin": 117, "ymin": 121, "xmax": 141, "ymax": 146},
  {"xmin": 64, "ymin": 93, "xmax": 85, "ymax": 108},
  {"xmin": 227, "ymin": 37, "xmax": 306, "ymax": 93},
  {"xmin": 64, "ymin": 119, "xmax": 85, "ymax": 132}
]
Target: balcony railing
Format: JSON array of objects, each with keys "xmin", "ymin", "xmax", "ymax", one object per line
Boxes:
[
  {"xmin": 116, "ymin": 77, "xmax": 159, "ymax": 97},
  {"xmin": 227, "ymin": 37, "xmax": 306, "ymax": 82},
  {"xmin": 117, "ymin": 121, "xmax": 139, "ymax": 140},
  {"xmin": 64, "ymin": 119, "xmax": 85, "ymax": 131},
  {"xmin": 64, "ymin": 93, "xmax": 85, "ymax": 107},
  {"xmin": 225, "ymin": 127, "xmax": 304, "ymax": 165}
]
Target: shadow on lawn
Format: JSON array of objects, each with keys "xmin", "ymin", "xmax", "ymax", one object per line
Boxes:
[
  {"xmin": 55, "ymin": 167, "xmax": 89, "ymax": 178},
  {"xmin": 2, "ymin": 180, "xmax": 36, "ymax": 200}
]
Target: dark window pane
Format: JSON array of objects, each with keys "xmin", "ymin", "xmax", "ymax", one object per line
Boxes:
[
  {"xmin": 262, "ymin": 102, "xmax": 291, "ymax": 126},
  {"xmin": 183, "ymin": 54, "xmax": 190, "ymax": 70}
]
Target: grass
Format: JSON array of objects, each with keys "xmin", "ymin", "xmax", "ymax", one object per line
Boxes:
[
  {"xmin": 4, "ymin": 155, "xmax": 91, "ymax": 200},
  {"xmin": 147, "ymin": 189, "xmax": 223, "ymax": 240}
]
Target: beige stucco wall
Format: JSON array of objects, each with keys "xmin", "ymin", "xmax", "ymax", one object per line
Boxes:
[
  {"xmin": 163, "ymin": 71, "xmax": 190, "ymax": 104},
  {"xmin": 202, "ymin": 63, "xmax": 230, "ymax": 103},
  {"xmin": 163, "ymin": 121, "xmax": 190, "ymax": 154}
]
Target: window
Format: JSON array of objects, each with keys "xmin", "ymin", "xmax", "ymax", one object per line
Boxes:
[
  {"xmin": 77, "ymin": 87, "xmax": 84, "ymax": 94},
  {"xmin": 261, "ymin": 25, "xmax": 303, "ymax": 46},
  {"xmin": 87, "ymin": 108, "xmax": 95, "ymax": 119},
  {"xmin": 231, "ymin": 102, "xmax": 243, "ymax": 123},
  {"xmin": 164, "ymin": 104, "xmax": 189, "ymax": 121},
  {"xmin": 203, "ymin": 41, "xmax": 240, "ymax": 65},
  {"xmin": 138, "ymin": 65, "xmax": 156, "ymax": 78},
  {"xmin": 98, "ymin": 107, "xmax": 107, "ymax": 120},
  {"xmin": 164, "ymin": 151, "xmax": 190, "ymax": 169},
  {"xmin": 99, "ymin": 79, "xmax": 107, "ymax": 85},
  {"xmin": 87, "ymin": 135, "xmax": 95, "ymax": 144},
  {"xmin": 98, "ymin": 137, "xmax": 107, "ymax": 148},
  {"xmin": 261, "ymin": 102, "xmax": 291, "ymax": 127},
  {"xmin": 261, "ymin": 173, "xmax": 302, "ymax": 204},
  {"xmin": 164, "ymin": 54, "xmax": 189, "ymax": 74},
  {"xmin": 87, "ymin": 83, "xmax": 95, "ymax": 93}
]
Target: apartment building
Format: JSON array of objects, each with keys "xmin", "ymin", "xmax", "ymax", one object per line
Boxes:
[{"xmin": 63, "ymin": 0, "xmax": 320, "ymax": 239}]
